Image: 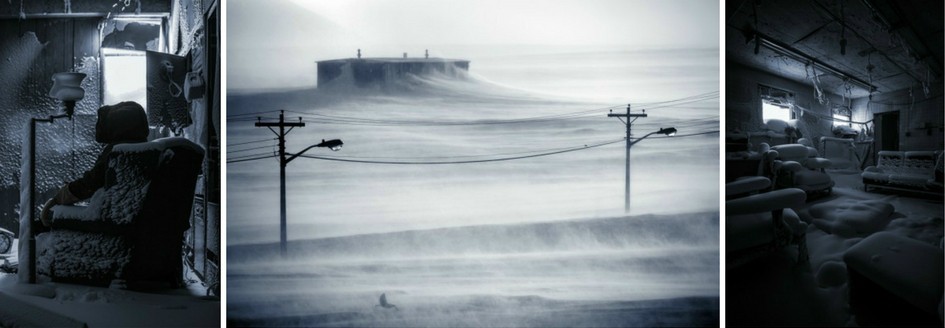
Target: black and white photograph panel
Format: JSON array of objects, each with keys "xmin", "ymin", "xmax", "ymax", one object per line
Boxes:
[
  {"xmin": 0, "ymin": 0, "xmax": 221, "ymax": 326},
  {"xmin": 227, "ymin": 0, "xmax": 719, "ymax": 326},
  {"xmin": 725, "ymin": 0, "xmax": 943, "ymax": 326}
]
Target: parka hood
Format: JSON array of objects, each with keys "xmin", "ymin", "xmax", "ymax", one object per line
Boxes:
[{"xmin": 95, "ymin": 101, "xmax": 149, "ymax": 144}]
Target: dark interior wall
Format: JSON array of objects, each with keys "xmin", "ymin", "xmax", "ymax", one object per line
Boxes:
[
  {"xmin": 726, "ymin": 60, "xmax": 841, "ymax": 145},
  {"xmin": 0, "ymin": 18, "xmax": 103, "ymax": 236},
  {"xmin": 0, "ymin": 0, "xmax": 169, "ymax": 16},
  {"xmin": 851, "ymin": 84, "xmax": 945, "ymax": 152}
]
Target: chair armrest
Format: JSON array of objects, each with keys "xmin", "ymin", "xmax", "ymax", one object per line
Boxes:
[
  {"xmin": 48, "ymin": 189, "xmax": 118, "ymax": 232},
  {"xmin": 727, "ymin": 176, "xmax": 771, "ymax": 197},
  {"xmin": 805, "ymin": 158, "xmax": 832, "ymax": 169},
  {"xmin": 779, "ymin": 161, "xmax": 804, "ymax": 172},
  {"xmin": 864, "ymin": 166, "xmax": 883, "ymax": 173},
  {"xmin": 727, "ymin": 188, "xmax": 807, "ymax": 216}
]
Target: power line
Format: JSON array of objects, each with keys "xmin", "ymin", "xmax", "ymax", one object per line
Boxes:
[
  {"xmin": 227, "ymin": 154, "xmax": 277, "ymax": 164},
  {"xmin": 227, "ymin": 144, "xmax": 275, "ymax": 154},
  {"xmin": 292, "ymin": 138, "xmax": 627, "ymax": 165},
  {"xmin": 227, "ymin": 110, "xmax": 284, "ymax": 118},
  {"xmin": 227, "ymin": 138, "xmax": 277, "ymax": 147}
]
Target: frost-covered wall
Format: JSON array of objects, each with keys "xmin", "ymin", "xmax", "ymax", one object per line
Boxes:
[
  {"xmin": 851, "ymin": 83, "xmax": 944, "ymax": 152},
  {"xmin": 0, "ymin": 0, "xmax": 170, "ymax": 16},
  {"xmin": 0, "ymin": 18, "xmax": 102, "ymax": 236},
  {"xmin": 170, "ymin": 0, "xmax": 221, "ymax": 296}
]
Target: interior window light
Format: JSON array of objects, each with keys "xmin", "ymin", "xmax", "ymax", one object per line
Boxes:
[
  {"xmin": 101, "ymin": 17, "xmax": 163, "ymax": 113},
  {"xmin": 762, "ymin": 100, "xmax": 792, "ymax": 123},
  {"xmin": 833, "ymin": 113, "xmax": 852, "ymax": 127}
]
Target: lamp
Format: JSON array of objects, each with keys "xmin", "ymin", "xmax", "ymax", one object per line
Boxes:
[
  {"xmin": 658, "ymin": 127, "xmax": 677, "ymax": 136},
  {"xmin": 22, "ymin": 72, "xmax": 86, "ymax": 284},
  {"xmin": 316, "ymin": 139, "xmax": 343, "ymax": 151},
  {"xmin": 48, "ymin": 72, "xmax": 86, "ymax": 118}
]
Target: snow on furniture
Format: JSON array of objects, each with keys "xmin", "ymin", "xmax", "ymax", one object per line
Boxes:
[
  {"xmin": 808, "ymin": 199, "xmax": 894, "ymax": 238},
  {"xmin": 819, "ymin": 137, "xmax": 859, "ymax": 171},
  {"xmin": 862, "ymin": 150, "xmax": 944, "ymax": 195},
  {"xmin": 843, "ymin": 231, "xmax": 944, "ymax": 326},
  {"xmin": 769, "ymin": 142, "xmax": 834, "ymax": 196},
  {"xmin": 727, "ymin": 177, "xmax": 808, "ymax": 268},
  {"xmin": 35, "ymin": 137, "xmax": 204, "ymax": 287}
]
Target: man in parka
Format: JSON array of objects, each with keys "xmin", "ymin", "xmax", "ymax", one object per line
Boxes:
[{"xmin": 40, "ymin": 101, "xmax": 150, "ymax": 226}]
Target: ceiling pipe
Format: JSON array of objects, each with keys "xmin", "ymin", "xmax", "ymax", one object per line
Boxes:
[
  {"xmin": 751, "ymin": 29, "xmax": 877, "ymax": 93},
  {"xmin": 809, "ymin": 0, "xmax": 935, "ymax": 85}
]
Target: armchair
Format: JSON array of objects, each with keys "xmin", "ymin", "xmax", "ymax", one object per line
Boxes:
[
  {"xmin": 727, "ymin": 177, "xmax": 809, "ymax": 268},
  {"xmin": 769, "ymin": 140, "xmax": 834, "ymax": 196},
  {"xmin": 34, "ymin": 137, "xmax": 204, "ymax": 287}
]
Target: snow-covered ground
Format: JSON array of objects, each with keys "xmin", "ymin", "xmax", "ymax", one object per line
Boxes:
[
  {"xmin": 727, "ymin": 169, "xmax": 944, "ymax": 326},
  {"xmin": 228, "ymin": 212, "xmax": 720, "ymax": 327}
]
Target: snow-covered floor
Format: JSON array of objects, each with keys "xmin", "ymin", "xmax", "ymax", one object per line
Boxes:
[
  {"xmin": 0, "ymin": 266, "xmax": 220, "ymax": 327},
  {"xmin": 727, "ymin": 169, "xmax": 944, "ymax": 326}
]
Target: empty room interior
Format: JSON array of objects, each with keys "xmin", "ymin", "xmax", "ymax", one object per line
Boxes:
[{"xmin": 725, "ymin": 0, "xmax": 943, "ymax": 326}]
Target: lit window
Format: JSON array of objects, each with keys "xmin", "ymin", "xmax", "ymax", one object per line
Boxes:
[
  {"xmin": 759, "ymin": 85, "xmax": 795, "ymax": 124},
  {"xmin": 103, "ymin": 48, "xmax": 147, "ymax": 111},
  {"xmin": 762, "ymin": 100, "xmax": 792, "ymax": 123},
  {"xmin": 833, "ymin": 113, "xmax": 851, "ymax": 127},
  {"xmin": 101, "ymin": 17, "xmax": 163, "ymax": 113}
]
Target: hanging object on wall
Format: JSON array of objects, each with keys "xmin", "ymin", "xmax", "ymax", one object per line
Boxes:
[
  {"xmin": 147, "ymin": 51, "xmax": 191, "ymax": 135},
  {"xmin": 184, "ymin": 71, "xmax": 205, "ymax": 101}
]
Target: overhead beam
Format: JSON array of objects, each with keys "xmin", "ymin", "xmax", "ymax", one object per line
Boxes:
[{"xmin": 807, "ymin": 0, "xmax": 938, "ymax": 85}]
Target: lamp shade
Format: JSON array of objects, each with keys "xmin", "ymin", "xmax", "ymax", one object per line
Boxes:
[{"xmin": 49, "ymin": 72, "xmax": 86, "ymax": 101}]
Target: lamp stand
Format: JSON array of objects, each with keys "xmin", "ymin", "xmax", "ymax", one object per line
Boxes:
[{"xmin": 26, "ymin": 112, "xmax": 71, "ymax": 284}]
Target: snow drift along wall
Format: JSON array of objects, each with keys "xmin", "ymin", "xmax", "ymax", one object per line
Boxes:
[{"xmin": 316, "ymin": 58, "xmax": 470, "ymax": 89}]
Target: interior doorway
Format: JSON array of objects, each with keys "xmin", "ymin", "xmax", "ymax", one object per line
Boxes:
[{"xmin": 872, "ymin": 111, "xmax": 900, "ymax": 169}]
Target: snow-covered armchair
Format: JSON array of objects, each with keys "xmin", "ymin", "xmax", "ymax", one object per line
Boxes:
[
  {"xmin": 769, "ymin": 140, "xmax": 834, "ymax": 196},
  {"xmin": 726, "ymin": 177, "xmax": 808, "ymax": 268},
  {"xmin": 36, "ymin": 137, "xmax": 204, "ymax": 287}
]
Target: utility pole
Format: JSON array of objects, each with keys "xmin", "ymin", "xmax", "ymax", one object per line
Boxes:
[
  {"xmin": 608, "ymin": 104, "xmax": 647, "ymax": 214},
  {"xmin": 256, "ymin": 110, "xmax": 304, "ymax": 257}
]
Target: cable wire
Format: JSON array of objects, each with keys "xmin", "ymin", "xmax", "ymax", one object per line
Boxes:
[{"xmin": 227, "ymin": 154, "xmax": 278, "ymax": 164}]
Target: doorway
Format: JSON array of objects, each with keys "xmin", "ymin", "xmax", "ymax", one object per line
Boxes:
[{"xmin": 874, "ymin": 111, "xmax": 899, "ymax": 152}]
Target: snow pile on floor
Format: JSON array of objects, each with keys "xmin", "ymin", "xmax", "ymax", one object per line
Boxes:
[
  {"xmin": 885, "ymin": 216, "xmax": 945, "ymax": 246},
  {"xmin": 808, "ymin": 199, "xmax": 894, "ymax": 237},
  {"xmin": 0, "ymin": 271, "xmax": 220, "ymax": 327}
]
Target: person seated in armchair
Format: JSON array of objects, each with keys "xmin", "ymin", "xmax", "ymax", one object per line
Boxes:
[{"xmin": 39, "ymin": 101, "xmax": 149, "ymax": 227}]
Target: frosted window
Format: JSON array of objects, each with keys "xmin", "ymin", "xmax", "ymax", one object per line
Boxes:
[
  {"xmin": 762, "ymin": 101, "xmax": 791, "ymax": 123},
  {"xmin": 103, "ymin": 48, "xmax": 147, "ymax": 112}
]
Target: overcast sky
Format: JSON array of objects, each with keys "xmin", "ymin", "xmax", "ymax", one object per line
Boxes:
[
  {"xmin": 227, "ymin": 0, "xmax": 719, "ymax": 90},
  {"xmin": 282, "ymin": 0, "xmax": 718, "ymax": 47}
]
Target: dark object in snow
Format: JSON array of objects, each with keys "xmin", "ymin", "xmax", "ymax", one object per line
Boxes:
[
  {"xmin": 375, "ymin": 293, "xmax": 398, "ymax": 310},
  {"xmin": 316, "ymin": 57, "xmax": 469, "ymax": 89},
  {"xmin": 37, "ymin": 137, "xmax": 204, "ymax": 288}
]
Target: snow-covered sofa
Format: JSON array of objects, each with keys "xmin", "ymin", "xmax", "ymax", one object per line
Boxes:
[
  {"xmin": 862, "ymin": 151, "xmax": 944, "ymax": 195},
  {"xmin": 36, "ymin": 137, "xmax": 204, "ymax": 287}
]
